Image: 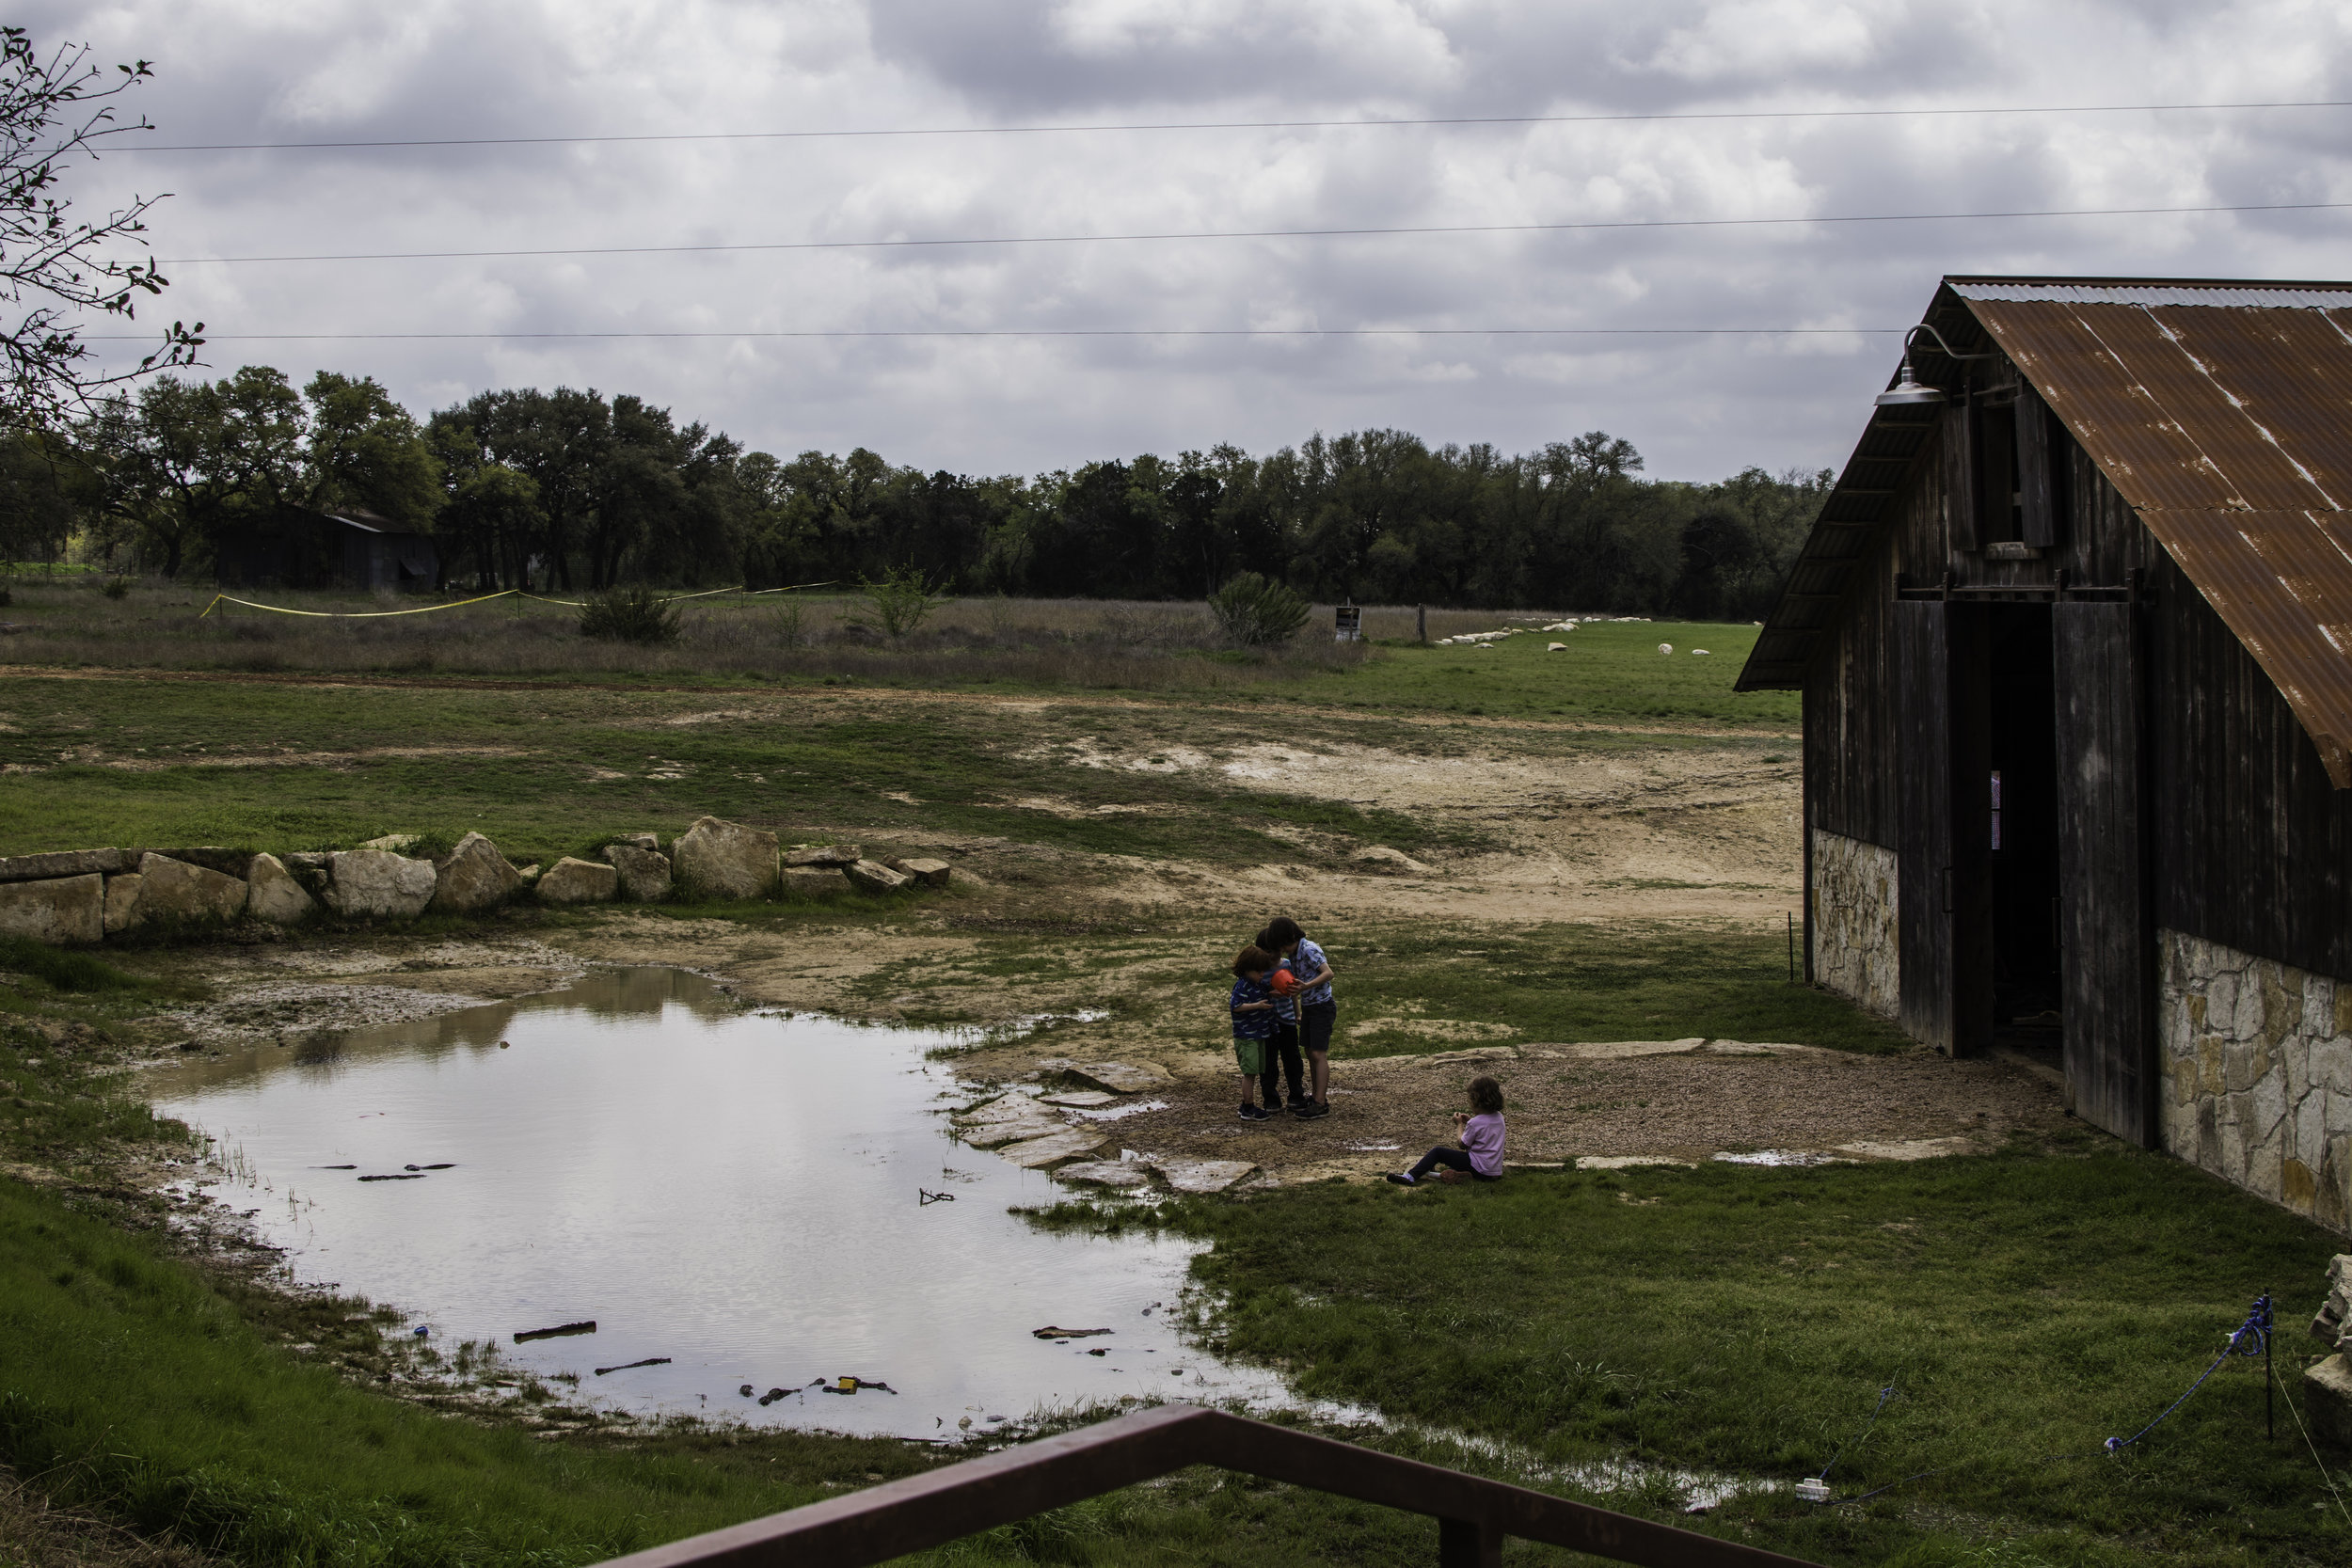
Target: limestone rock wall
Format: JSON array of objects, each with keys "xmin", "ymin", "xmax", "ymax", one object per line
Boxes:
[
  {"xmin": 2159, "ymin": 928, "xmax": 2352, "ymax": 1233},
  {"xmin": 1811, "ymin": 829, "xmax": 1899, "ymax": 1022}
]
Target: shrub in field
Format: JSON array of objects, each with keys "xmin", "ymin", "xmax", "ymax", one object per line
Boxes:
[
  {"xmin": 1208, "ymin": 572, "xmax": 1311, "ymax": 647},
  {"xmin": 579, "ymin": 585, "xmax": 680, "ymax": 643},
  {"xmin": 850, "ymin": 564, "xmax": 950, "ymax": 639},
  {"xmin": 101, "ymin": 575, "xmax": 131, "ymax": 599}
]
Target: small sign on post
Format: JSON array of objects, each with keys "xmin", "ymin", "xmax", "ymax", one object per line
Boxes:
[{"xmin": 1334, "ymin": 605, "xmax": 1362, "ymax": 643}]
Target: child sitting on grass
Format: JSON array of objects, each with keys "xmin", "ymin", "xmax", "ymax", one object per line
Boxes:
[
  {"xmin": 1387, "ymin": 1075, "xmax": 1505, "ymax": 1184},
  {"xmin": 1229, "ymin": 945, "xmax": 1280, "ymax": 1122}
]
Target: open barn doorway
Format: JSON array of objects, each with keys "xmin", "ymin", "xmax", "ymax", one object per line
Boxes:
[
  {"xmin": 1985, "ymin": 604, "xmax": 2062, "ymax": 1068},
  {"xmin": 1896, "ymin": 598, "xmax": 2061, "ymax": 1059}
]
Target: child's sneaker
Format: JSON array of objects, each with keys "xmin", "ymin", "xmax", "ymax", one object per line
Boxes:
[
  {"xmin": 1385, "ymin": 1172, "xmax": 1416, "ymax": 1186},
  {"xmin": 1296, "ymin": 1101, "xmax": 1331, "ymax": 1119},
  {"xmin": 1238, "ymin": 1104, "xmax": 1272, "ymax": 1121}
]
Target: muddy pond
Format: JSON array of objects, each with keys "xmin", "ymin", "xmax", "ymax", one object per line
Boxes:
[{"xmin": 148, "ymin": 967, "xmax": 1317, "ymax": 1442}]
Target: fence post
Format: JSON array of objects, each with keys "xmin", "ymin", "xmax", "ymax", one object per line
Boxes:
[
  {"xmin": 1438, "ymin": 1517, "xmax": 1501, "ymax": 1568},
  {"xmin": 1417, "ymin": 603, "xmax": 1427, "ymax": 643}
]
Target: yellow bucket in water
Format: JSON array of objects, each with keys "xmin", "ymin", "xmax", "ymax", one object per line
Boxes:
[{"xmin": 837, "ymin": 1376, "xmax": 858, "ymax": 1392}]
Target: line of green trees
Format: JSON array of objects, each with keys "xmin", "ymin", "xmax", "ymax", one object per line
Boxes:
[{"xmin": 6, "ymin": 365, "xmax": 1831, "ymax": 618}]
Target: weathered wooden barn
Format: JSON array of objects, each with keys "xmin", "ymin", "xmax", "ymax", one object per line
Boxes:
[
  {"xmin": 1738, "ymin": 276, "xmax": 2352, "ymax": 1230},
  {"xmin": 214, "ymin": 509, "xmax": 438, "ymax": 592}
]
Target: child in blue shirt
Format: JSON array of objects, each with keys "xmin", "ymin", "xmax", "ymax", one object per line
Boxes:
[{"xmin": 1228, "ymin": 945, "xmax": 1280, "ymax": 1122}]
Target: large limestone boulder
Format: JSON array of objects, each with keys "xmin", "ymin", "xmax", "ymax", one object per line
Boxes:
[
  {"xmin": 2307, "ymin": 1353, "xmax": 2352, "ymax": 1448},
  {"xmin": 673, "ymin": 816, "xmax": 778, "ymax": 900},
  {"xmin": 537, "ymin": 857, "xmax": 618, "ymax": 904},
  {"xmin": 245, "ymin": 853, "xmax": 315, "ymax": 925},
  {"xmin": 785, "ymin": 844, "xmax": 860, "ymax": 868},
  {"xmin": 432, "ymin": 832, "xmax": 520, "ymax": 914},
  {"xmin": 136, "ymin": 853, "xmax": 248, "ymax": 924},
  {"xmin": 844, "ymin": 858, "xmax": 910, "ymax": 894},
  {"xmin": 601, "ymin": 844, "xmax": 673, "ymax": 903},
  {"xmin": 103, "ymin": 874, "xmax": 144, "ymax": 933},
  {"xmin": 324, "ymin": 849, "xmax": 437, "ymax": 919},
  {"xmin": 0, "ymin": 874, "xmax": 103, "ymax": 943}
]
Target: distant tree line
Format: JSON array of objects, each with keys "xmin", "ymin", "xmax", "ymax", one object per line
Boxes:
[{"xmin": 6, "ymin": 364, "xmax": 1831, "ymax": 619}]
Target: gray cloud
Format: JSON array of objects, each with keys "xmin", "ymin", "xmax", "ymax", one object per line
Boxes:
[{"xmin": 35, "ymin": 0, "xmax": 2352, "ymax": 481}]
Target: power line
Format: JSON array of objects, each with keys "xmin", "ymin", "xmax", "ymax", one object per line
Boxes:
[
  {"xmin": 115, "ymin": 98, "xmax": 2352, "ymax": 153},
  {"xmin": 153, "ymin": 199, "xmax": 2352, "ymax": 266},
  {"xmin": 85, "ymin": 325, "xmax": 1906, "ymax": 341}
]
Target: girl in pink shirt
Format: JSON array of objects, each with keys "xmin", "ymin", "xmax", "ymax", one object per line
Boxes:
[{"xmin": 1389, "ymin": 1076, "xmax": 1505, "ymax": 1185}]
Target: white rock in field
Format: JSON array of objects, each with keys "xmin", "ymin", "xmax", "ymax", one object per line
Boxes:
[
  {"xmin": 890, "ymin": 857, "xmax": 952, "ymax": 888},
  {"xmin": 1692, "ymin": 649, "xmax": 1710, "ymax": 657},
  {"xmin": 325, "ymin": 849, "xmax": 437, "ymax": 919},
  {"xmin": 1547, "ymin": 641, "xmax": 1566, "ymax": 652},
  {"xmin": 245, "ymin": 853, "xmax": 315, "ymax": 925},
  {"xmin": 601, "ymin": 843, "xmax": 672, "ymax": 903},
  {"xmin": 0, "ymin": 874, "xmax": 103, "ymax": 943},
  {"xmin": 432, "ymin": 832, "xmax": 519, "ymax": 913},
  {"xmin": 136, "ymin": 853, "xmax": 249, "ymax": 924},
  {"xmin": 360, "ymin": 832, "xmax": 420, "ymax": 852},
  {"xmin": 672, "ymin": 816, "xmax": 779, "ymax": 900},
  {"xmin": 537, "ymin": 857, "xmax": 618, "ymax": 904},
  {"xmin": 1658, "ymin": 643, "xmax": 1674, "ymax": 656}
]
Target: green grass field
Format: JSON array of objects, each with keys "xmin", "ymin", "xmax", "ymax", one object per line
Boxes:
[{"xmin": 2, "ymin": 591, "xmax": 2345, "ymax": 1568}]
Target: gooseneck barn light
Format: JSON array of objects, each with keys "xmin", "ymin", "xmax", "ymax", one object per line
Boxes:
[{"xmin": 1875, "ymin": 322, "xmax": 1999, "ymax": 407}]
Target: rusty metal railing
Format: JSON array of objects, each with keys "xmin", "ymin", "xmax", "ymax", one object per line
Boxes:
[{"xmin": 596, "ymin": 1403, "xmax": 1820, "ymax": 1568}]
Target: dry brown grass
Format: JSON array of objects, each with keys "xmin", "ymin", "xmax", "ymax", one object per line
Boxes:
[{"xmin": 0, "ymin": 583, "xmax": 1604, "ymax": 688}]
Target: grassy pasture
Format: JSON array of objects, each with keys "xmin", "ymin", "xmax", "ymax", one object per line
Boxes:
[{"xmin": 1, "ymin": 586, "xmax": 2344, "ymax": 1568}]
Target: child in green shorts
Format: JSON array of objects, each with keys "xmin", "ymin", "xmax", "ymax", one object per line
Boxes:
[{"xmin": 1228, "ymin": 945, "xmax": 1279, "ymax": 1122}]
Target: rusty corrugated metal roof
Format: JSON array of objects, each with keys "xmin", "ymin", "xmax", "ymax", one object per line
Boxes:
[{"xmin": 1740, "ymin": 275, "xmax": 2352, "ymax": 786}]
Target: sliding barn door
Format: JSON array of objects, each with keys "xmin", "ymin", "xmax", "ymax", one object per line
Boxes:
[
  {"xmin": 1897, "ymin": 601, "xmax": 1957, "ymax": 1053},
  {"xmin": 2054, "ymin": 600, "xmax": 2155, "ymax": 1146}
]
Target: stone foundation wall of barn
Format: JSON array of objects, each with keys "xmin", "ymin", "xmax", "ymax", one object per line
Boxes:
[
  {"xmin": 1810, "ymin": 830, "xmax": 1899, "ymax": 1022},
  {"xmin": 2159, "ymin": 928, "xmax": 2352, "ymax": 1233}
]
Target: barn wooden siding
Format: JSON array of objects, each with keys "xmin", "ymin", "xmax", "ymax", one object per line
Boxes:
[{"xmin": 1794, "ymin": 328, "xmax": 2352, "ymax": 1064}]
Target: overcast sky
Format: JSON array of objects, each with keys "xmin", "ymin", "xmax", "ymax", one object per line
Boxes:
[{"xmin": 44, "ymin": 1, "xmax": 2352, "ymax": 481}]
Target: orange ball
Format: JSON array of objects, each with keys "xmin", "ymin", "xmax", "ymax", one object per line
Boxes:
[{"xmin": 1270, "ymin": 970, "xmax": 1298, "ymax": 995}]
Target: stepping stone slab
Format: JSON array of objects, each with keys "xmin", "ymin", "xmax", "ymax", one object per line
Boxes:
[
  {"xmin": 1152, "ymin": 1159, "xmax": 1257, "ymax": 1194},
  {"xmin": 1053, "ymin": 1162, "xmax": 1155, "ymax": 1190},
  {"xmin": 1038, "ymin": 1091, "xmax": 1119, "ymax": 1108},
  {"xmin": 958, "ymin": 1118, "xmax": 1067, "ymax": 1148},
  {"xmin": 999, "ymin": 1128, "xmax": 1108, "ymax": 1168},
  {"xmin": 957, "ymin": 1096, "xmax": 1054, "ymax": 1126},
  {"xmin": 1068, "ymin": 1061, "xmax": 1171, "ymax": 1094},
  {"xmin": 785, "ymin": 844, "xmax": 861, "ymax": 867},
  {"xmin": 1424, "ymin": 1045, "xmax": 1519, "ymax": 1065},
  {"xmin": 1527, "ymin": 1038, "xmax": 1706, "ymax": 1061}
]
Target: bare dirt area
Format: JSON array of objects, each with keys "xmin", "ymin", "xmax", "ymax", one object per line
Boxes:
[{"xmin": 931, "ymin": 1034, "xmax": 2069, "ymax": 1187}]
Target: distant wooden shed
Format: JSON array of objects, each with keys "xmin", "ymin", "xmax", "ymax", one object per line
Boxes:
[
  {"xmin": 1739, "ymin": 275, "xmax": 2352, "ymax": 1229},
  {"xmin": 214, "ymin": 509, "xmax": 437, "ymax": 592}
]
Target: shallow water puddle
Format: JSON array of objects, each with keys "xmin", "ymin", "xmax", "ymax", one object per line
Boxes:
[{"xmin": 147, "ymin": 967, "xmax": 1311, "ymax": 1440}]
